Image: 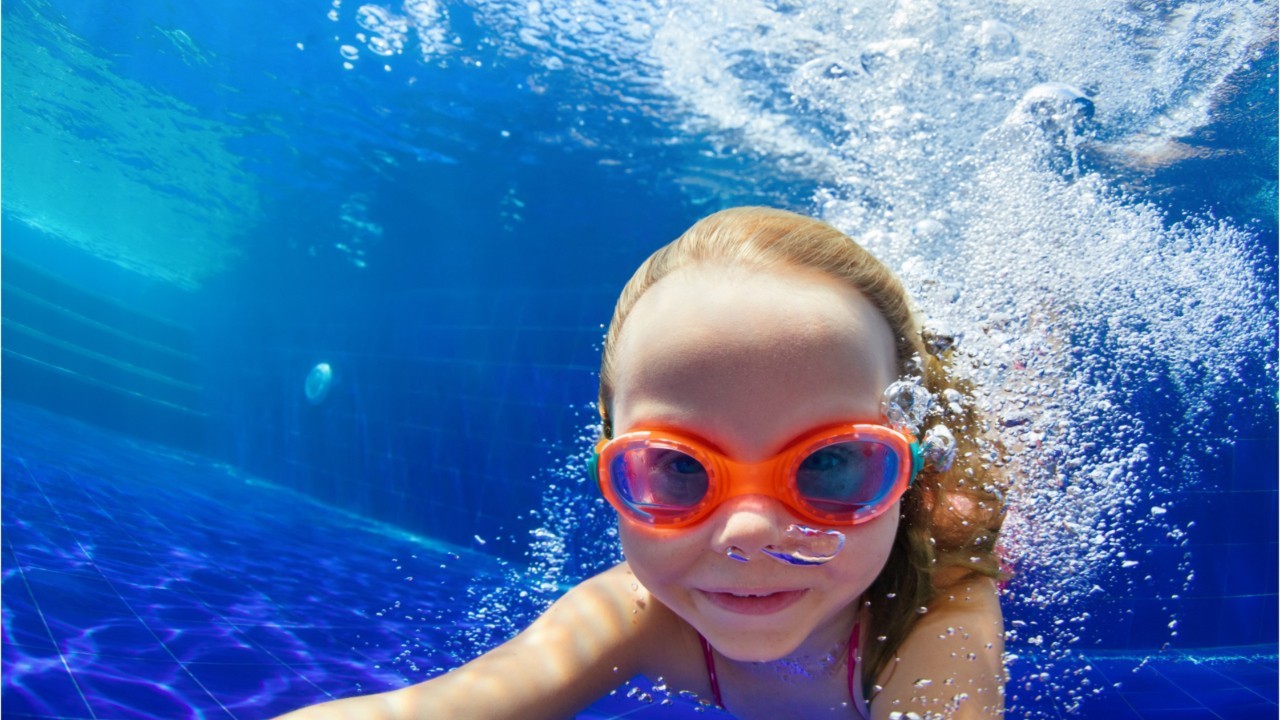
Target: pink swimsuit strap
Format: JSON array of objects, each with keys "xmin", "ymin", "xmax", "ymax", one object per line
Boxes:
[{"xmin": 696, "ymin": 620, "xmax": 863, "ymax": 715}]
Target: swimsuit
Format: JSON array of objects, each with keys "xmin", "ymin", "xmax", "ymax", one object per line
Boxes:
[{"xmin": 696, "ymin": 620, "xmax": 872, "ymax": 719}]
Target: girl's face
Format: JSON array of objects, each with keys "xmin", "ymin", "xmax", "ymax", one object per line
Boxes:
[{"xmin": 610, "ymin": 264, "xmax": 901, "ymax": 663}]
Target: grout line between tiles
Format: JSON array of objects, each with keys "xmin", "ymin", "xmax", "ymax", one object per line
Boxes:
[
  {"xmin": 70, "ymin": 467, "xmax": 353, "ymax": 705},
  {"xmin": 28, "ymin": 461, "xmax": 239, "ymax": 719},
  {"xmin": 3, "ymin": 459, "xmax": 98, "ymax": 719}
]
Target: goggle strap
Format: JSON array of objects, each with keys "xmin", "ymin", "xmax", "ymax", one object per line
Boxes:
[{"xmin": 909, "ymin": 441, "xmax": 923, "ymax": 487}]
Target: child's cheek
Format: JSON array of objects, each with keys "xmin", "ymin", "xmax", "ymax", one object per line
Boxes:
[
  {"xmin": 619, "ymin": 522, "xmax": 704, "ymax": 585},
  {"xmin": 834, "ymin": 509, "xmax": 900, "ymax": 580}
]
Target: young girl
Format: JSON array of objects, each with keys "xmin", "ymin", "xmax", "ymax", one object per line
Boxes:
[{"xmin": 280, "ymin": 207, "xmax": 1007, "ymax": 719}]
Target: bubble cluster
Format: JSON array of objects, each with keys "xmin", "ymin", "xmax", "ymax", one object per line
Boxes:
[
  {"xmin": 450, "ymin": 407, "xmax": 622, "ymax": 657},
  {"xmin": 762, "ymin": 524, "xmax": 847, "ymax": 566},
  {"xmin": 327, "ymin": 0, "xmax": 452, "ymax": 67},
  {"xmin": 882, "ymin": 379, "xmax": 934, "ymax": 435}
]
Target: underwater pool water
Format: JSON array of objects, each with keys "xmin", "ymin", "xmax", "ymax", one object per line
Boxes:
[
  {"xmin": 3, "ymin": 403, "xmax": 1276, "ymax": 719},
  {"xmin": 4, "ymin": 297, "xmax": 1275, "ymax": 720},
  {"xmin": 3, "ymin": 0, "xmax": 1278, "ymax": 717}
]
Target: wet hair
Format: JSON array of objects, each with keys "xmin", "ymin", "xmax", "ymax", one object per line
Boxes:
[{"xmin": 597, "ymin": 206, "xmax": 1006, "ymax": 694}]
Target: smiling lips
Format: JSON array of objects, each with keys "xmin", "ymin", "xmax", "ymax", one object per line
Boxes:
[{"xmin": 700, "ymin": 588, "xmax": 808, "ymax": 615}]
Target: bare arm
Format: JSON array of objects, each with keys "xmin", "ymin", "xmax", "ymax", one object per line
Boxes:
[
  {"xmin": 870, "ymin": 575, "xmax": 1006, "ymax": 720},
  {"xmin": 275, "ymin": 563, "xmax": 659, "ymax": 720}
]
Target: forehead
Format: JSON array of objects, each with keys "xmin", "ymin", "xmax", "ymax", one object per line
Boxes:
[{"xmin": 610, "ymin": 264, "xmax": 899, "ymax": 454}]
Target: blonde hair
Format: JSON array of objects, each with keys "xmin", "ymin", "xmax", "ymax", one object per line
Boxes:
[{"xmin": 597, "ymin": 206, "xmax": 1006, "ymax": 693}]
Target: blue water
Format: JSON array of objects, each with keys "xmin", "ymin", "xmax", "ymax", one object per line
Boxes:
[
  {"xmin": 3, "ymin": 0, "xmax": 1277, "ymax": 717},
  {"xmin": 5, "ymin": 404, "xmax": 1276, "ymax": 718}
]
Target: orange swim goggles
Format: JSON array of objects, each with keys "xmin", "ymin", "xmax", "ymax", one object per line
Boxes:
[{"xmin": 591, "ymin": 423, "xmax": 923, "ymax": 529}]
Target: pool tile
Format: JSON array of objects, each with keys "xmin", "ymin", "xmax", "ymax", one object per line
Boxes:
[
  {"xmin": 4, "ymin": 518, "xmax": 98, "ymax": 576},
  {"xmin": 1120, "ymin": 688, "xmax": 1204, "ymax": 712},
  {"xmin": 1135, "ymin": 709, "xmax": 1222, "ymax": 720},
  {"xmin": 1, "ymin": 661, "xmax": 94, "ymax": 718},
  {"xmin": 2, "ymin": 571, "xmax": 59, "ymax": 655},
  {"xmin": 1225, "ymin": 490, "xmax": 1278, "ymax": 545},
  {"xmin": 1232, "ymin": 437, "xmax": 1279, "ymax": 492},
  {"xmin": 1249, "ymin": 681, "xmax": 1278, "ymax": 704},
  {"xmin": 1098, "ymin": 662, "xmax": 1186, "ymax": 693},
  {"xmin": 1162, "ymin": 601, "xmax": 1223, "ymax": 648},
  {"xmin": 1189, "ymin": 546, "xmax": 1278, "ymax": 599},
  {"xmin": 1217, "ymin": 595, "xmax": 1279, "ymax": 648},
  {"xmin": 1191, "ymin": 686, "xmax": 1277, "ymax": 714},
  {"xmin": 183, "ymin": 658, "xmax": 300, "ymax": 702},
  {"xmin": 147, "ymin": 621, "xmax": 246, "ymax": 663},
  {"xmin": 1157, "ymin": 661, "xmax": 1244, "ymax": 691},
  {"xmin": 19, "ymin": 568, "xmax": 138, "ymax": 637},
  {"xmin": 1181, "ymin": 492, "xmax": 1232, "ymax": 545},
  {"xmin": 74, "ymin": 656, "xmax": 230, "ymax": 720},
  {"xmin": 236, "ymin": 622, "xmax": 317, "ymax": 658},
  {"xmin": 180, "ymin": 638, "xmax": 286, "ymax": 666},
  {"xmin": 59, "ymin": 616, "xmax": 172, "ymax": 663},
  {"xmin": 2, "ymin": 613, "xmax": 60, "ymax": 658},
  {"xmin": 144, "ymin": 596, "xmax": 230, "ymax": 625},
  {"xmin": 1216, "ymin": 668, "xmax": 1279, "ymax": 704},
  {"xmin": 221, "ymin": 677, "xmax": 344, "ymax": 718},
  {"xmin": 1074, "ymin": 692, "xmax": 1146, "ymax": 719}
]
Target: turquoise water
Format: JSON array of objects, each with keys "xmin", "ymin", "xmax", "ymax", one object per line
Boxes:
[{"xmin": 2, "ymin": 0, "xmax": 1276, "ymax": 717}]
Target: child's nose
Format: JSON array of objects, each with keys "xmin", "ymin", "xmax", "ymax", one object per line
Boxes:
[{"xmin": 707, "ymin": 494, "xmax": 789, "ymax": 556}]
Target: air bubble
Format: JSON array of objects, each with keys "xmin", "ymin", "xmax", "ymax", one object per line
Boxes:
[
  {"xmin": 303, "ymin": 363, "xmax": 334, "ymax": 405},
  {"xmin": 761, "ymin": 525, "xmax": 846, "ymax": 566},
  {"xmin": 922, "ymin": 424, "xmax": 957, "ymax": 472},
  {"xmin": 882, "ymin": 380, "xmax": 933, "ymax": 433},
  {"xmin": 976, "ymin": 20, "xmax": 1019, "ymax": 60}
]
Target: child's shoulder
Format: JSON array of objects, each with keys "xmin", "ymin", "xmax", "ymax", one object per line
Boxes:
[
  {"xmin": 564, "ymin": 563, "xmax": 711, "ymax": 691},
  {"xmin": 872, "ymin": 574, "xmax": 1005, "ymax": 717}
]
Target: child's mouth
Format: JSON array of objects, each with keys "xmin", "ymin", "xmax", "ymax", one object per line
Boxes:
[{"xmin": 700, "ymin": 589, "xmax": 807, "ymax": 615}]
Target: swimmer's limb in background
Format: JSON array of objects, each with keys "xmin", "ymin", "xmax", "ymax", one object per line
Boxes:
[
  {"xmin": 272, "ymin": 563, "xmax": 659, "ymax": 720},
  {"xmin": 870, "ymin": 576, "xmax": 1006, "ymax": 720}
]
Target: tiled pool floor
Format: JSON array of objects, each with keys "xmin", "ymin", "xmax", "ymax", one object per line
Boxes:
[{"xmin": 3, "ymin": 403, "xmax": 1277, "ymax": 719}]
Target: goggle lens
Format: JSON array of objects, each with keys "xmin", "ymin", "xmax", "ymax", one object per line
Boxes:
[
  {"xmin": 793, "ymin": 439, "xmax": 902, "ymax": 517},
  {"xmin": 610, "ymin": 444, "xmax": 710, "ymax": 523}
]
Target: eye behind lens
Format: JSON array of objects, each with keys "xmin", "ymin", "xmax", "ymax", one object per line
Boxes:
[
  {"xmin": 611, "ymin": 445, "xmax": 710, "ymax": 512},
  {"xmin": 792, "ymin": 438, "xmax": 905, "ymax": 521}
]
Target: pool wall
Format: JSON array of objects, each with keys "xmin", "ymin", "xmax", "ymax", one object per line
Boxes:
[{"xmin": 197, "ymin": 167, "xmax": 708, "ymax": 554}]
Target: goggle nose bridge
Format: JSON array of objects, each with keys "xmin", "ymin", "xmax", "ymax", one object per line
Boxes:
[{"xmin": 704, "ymin": 452, "xmax": 799, "ymax": 504}]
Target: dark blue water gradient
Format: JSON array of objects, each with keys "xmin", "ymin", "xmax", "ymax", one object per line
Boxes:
[
  {"xmin": 4, "ymin": 0, "xmax": 1278, "ymax": 716},
  {"xmin": 3, "ymin": 402, "xmax": 1277, "ymax": 719}
]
